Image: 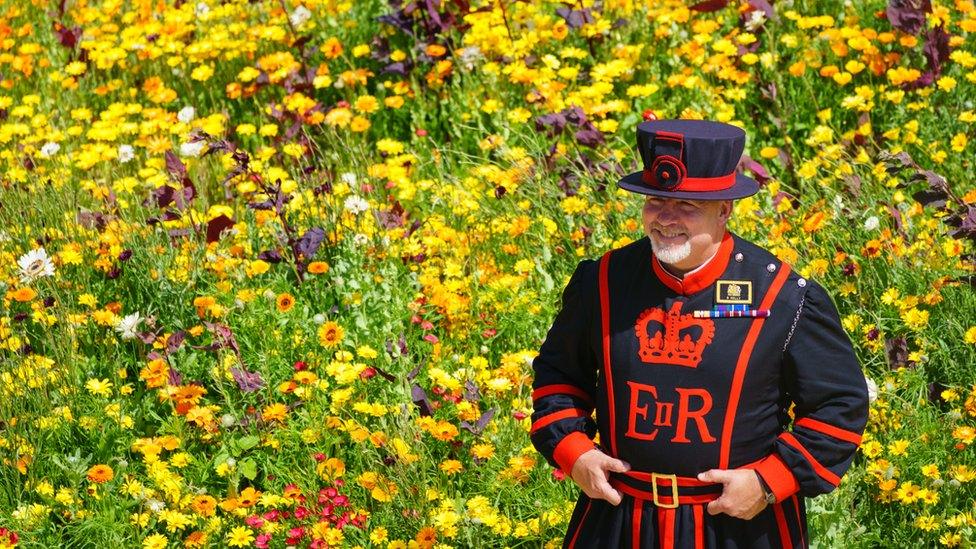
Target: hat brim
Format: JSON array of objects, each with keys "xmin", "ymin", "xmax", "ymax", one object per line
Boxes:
[{"xmin": 617, "ymin": 171, "xmax": 759, "ymax": 200}]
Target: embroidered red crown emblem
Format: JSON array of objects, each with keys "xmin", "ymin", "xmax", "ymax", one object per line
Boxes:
[{"xmin": 634, "ymin": 301, "xmax": 715, "ymax": 368}]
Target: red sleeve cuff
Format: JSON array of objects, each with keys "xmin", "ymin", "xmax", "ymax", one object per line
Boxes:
[
  {"xmin": 753, "ymin": 453, "xmax": 800, "ymax": 502},
  {"xmin": 553, "ymin": 431, "xmax": 595, "ymax": 474}
]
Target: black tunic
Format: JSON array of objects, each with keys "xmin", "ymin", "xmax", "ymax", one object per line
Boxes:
[{"xmin": 531, "ymin": 232, "xmax": 869, "ymax": 548}]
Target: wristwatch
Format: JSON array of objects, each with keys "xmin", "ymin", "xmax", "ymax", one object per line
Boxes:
[{"xmin": 756, "ymin": 471, "xmax": 776, "ymax": 504}]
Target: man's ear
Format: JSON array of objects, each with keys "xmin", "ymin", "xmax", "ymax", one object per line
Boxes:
[{"xmin": 719, "ymin": 200, "xmax": 733, "ymax": 222}]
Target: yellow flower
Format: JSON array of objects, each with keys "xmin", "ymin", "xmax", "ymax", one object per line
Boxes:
[
  {"xmin": 85, "ymin": 378, "xmax": 113, "ymax": 398},
  {"xmin": 350, "ymin": 116, "xmax": 371, "ymax": 132},
  {"xmin": 965, "ymin": 326, "xmax": 976, "ymax": 345},
  {"xmin": 440, "ymin": 460, "xmax": 463, "ymax": 475},
  {"xmin": 226, "ymin": 526, "xmax": 254, "ymax": 547},
  {"xmin": 191, "ymin": 65, "xmax": 214, "ymax": 81},
  {"xmin": 888, "ymin": 439, "xmax": 909, "ymax": 456},
  {"xmin": 142, "ymin": 534, "xmax": 168, "ymax": 549},
  {"xmin": 895, "ymin": 481, "xmax": 920, "ymax": 503}
]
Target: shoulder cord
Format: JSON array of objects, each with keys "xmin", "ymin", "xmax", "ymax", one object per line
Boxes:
[{"xmin": 782, "ymin": 293, "xmax": 806, "ymax": 354}]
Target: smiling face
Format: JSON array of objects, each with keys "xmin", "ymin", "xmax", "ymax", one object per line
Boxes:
[{"xmin": 642, "ymin": 196, "xmax": 733, "ymax": 274}]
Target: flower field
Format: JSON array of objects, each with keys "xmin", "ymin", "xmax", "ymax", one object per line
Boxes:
[{"xmin": 1, "ymin": 0, "xmax": 975, "ymax": 546}]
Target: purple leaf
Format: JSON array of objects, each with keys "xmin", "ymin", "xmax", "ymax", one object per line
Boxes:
[
  {"xmin": 206, "ymin": 214, "xmax": 235, "ymax": 243},
  {"xmin": 739, "ymin": 155, "xmax": 771, "ymax": 185},
  {"xmin": 912, "ymin": 189, "xmax": 948, "ymax": 209},
  {"xmin": 204, "ymin": 321, "xmax": 240, "ymax": 354},
  {"xmin": 922, "ymin": 24, "xmax": 951, "ymax": 77},
  {"xmin": 534, "ymin": 112, "xmax": 567, "ymax": 137},
  {"xmin": 371, "ymin": 365, "xmax": 398, "ymax": 382},
  {"xmin": 411, "ymin": 384, "xmax": 433, "ymax": 417},
  {"xmin": 460, "ymin": 408, "xmax": 496, "ymax": 435},
  {"xmin": 165, "ymin": 150, "xmax": 187, "ymax": 182},
  {"xmin": 295, "ymin": 227, "xmax": 325, "ymax": 259},
  {"xmin": 555, "ymin": 6, "xmax": 594, "ymax": 29},
  {"xmin": 231, "ymin": 367, "xmax": 265, "ymax": 392},
  {"xmin": 381, "ymin": 62, "xmax": 410, "ymax": 76},
  {"xmin": 564, "ymin": 106, "xmax": 587, "ymax": 127},
  {"xmin": 166, "ymin": 331, "xmax": 186, "ymax": 354},
  {"xmin": 574, "ymin": 127, "xmax": 605, "ymax": 148},
  {"xmin": 885, "ymin": 337, "xmax": 912, "ymax": 370},
  {"xmin": 168, "ymin": 365, "xmax": 183, "ymax": 386},
  {"xmin": 747, "ymin": 0, "xmax": 775, "ymax": 18},
  {"xmin": 258, "ymin": 249, "xmax": 283, "ymax": 263},
  {"xmin": 463, "ymin": 380, "xmax": 480, "ymax": 403},
  {"xmin": 885, "ymin": 0, "xmax": 931, "ymax": 35}
]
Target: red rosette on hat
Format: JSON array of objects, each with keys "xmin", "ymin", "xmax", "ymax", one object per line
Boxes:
[{"xmin": 650, "ymin": 155, "xmax": 686, "ymax": 190}]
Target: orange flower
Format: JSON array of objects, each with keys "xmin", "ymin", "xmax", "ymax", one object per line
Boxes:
[
  {"xmin": 10, "ymin": 287, "xmax": 36, "ymax": 302},
  {"xmin": 140, "ymin": 358, "xmax": 169, "ymax": 388},
  {"xmin": 425, "ymin": 44, "xmax": 446, "ymax": 57},
  {"xmin": 276, "ymin": 293, "xmax": 295, "ymax": 313},
  {"xmin": 318, "ymin": 321, "xmax": 344, "ymax": 348},
  {"xmin": 184, "ymin": 531, "xmax": 208, "ymax": 547},
  {"xmin": 307, "ymin": 261, "xmax": 329, "ymax": 274},
  {"xmin": 191, "ymin": 495, "xmax": 217, "ymax": 517},
  {"xmin": 415, "ymin": 526, "xmax": 437, "ymax": 548},
  {"xmin": 238, "ymin": 486, "xmax": 261, "ymax": 507},
  {"xmin": 262, "ymin": 403, "xmax": 288, "ymax": 422},
  {"xmin": 87, "ymin": 464, "xmax": 114, "ymax": 483}
]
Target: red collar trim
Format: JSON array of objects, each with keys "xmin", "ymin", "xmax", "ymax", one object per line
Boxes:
[{"xmin": 652, "ymin": 232, "xmax": 733, "ymax": 295}]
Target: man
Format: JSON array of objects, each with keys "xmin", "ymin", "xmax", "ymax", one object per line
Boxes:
[{"xmin": 530, "ymin": 119, "xmax": 869, "ymax": 548}]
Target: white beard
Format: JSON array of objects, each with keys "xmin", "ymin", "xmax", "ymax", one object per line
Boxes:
[{"xmin": 649, "ymin": 236, "xmax": 692, "ymax": 265}]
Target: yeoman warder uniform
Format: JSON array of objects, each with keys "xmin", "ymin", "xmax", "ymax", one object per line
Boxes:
[{"xmin": 531, "ymin": 120, "xmax": 870, "ymax": 548}]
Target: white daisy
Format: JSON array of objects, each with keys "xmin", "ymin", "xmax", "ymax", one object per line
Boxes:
[
  {"xmin": 114, "ymin": 312, "xmax": 143, "ymax": 340},
  {"xmin": 117, "ymin": 144, "xmax": 135, "ymax": 163},
  {"xmin": 39, "ymin": 142, "xmax": 60, "ymax": 158},
  {"xmin": 177, "ymin": 106, "xmax": 196, "ymax": 124},
  {"xmin": 18, "ymin": 247, "xmax": 55, "ymax": 284},
  {"xmin": 290, "ymin": 5, "xmax": 312, "ymax": 27},
  {"xmin": 343, "ymin": 195, "xmax": 369, "ymax": 215},
  {"xmin": 179, "ymin": 140, "xmax": 205, "ymax": 157}
]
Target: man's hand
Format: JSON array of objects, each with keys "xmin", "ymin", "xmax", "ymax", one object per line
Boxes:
[
  {"xmin": 697, "ymin": 469, "xmax": 767, "ymax": 520},
  {"xmin": 570, "ymin": 449, "xmax": 631, "ymax": 506}
]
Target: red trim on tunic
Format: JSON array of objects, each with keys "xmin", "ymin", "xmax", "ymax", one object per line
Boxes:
[
  {"xmin": 651, "ymin": 231, "xmax": 734, "ymax": 295},
  {"xmin": 753, "ymin": 452, "xmax": 801, "ymax": 503},
  {"xmin": 530, "ymin": 408, "xmax": 588, "ymax": 434},
  {"xmin": 693, "ymin": 504, "xmax": 705, "ymax": 549},
  {"xmin": 568, "ymin": 499, "xmax": 592, "ymax": 549},
  {"xmin": 632, "ymin": 500, "xmax": 643, "ymax": 549},
  {"xmin": 531, "ymin": 384, "xmax": 594, "ymax": 408},
  {"xmin": 553, "ymin": 431, "xmax": 595, "ymax": 474},
  {"xmin": 780, "ymin": 432, "xmax": 841, "ymax": 486},
  {"xmin": 792, "ymin": 495, "xmax": 806, "ymax": 548},
  {"xmin": 773, "ymin": 502, "xmax": 792, "ymax": 549},
  {"xmin": 719, "ymin": 262, "xmax": 792, "ymax": 469},
  {"xmin": 795, "ymin": 417, "xmax": 862, "ymax": 446},
  {"xmin": 599, "ymin": 251, "xmax": 618, "ymax": 457},
  {"xmin": 658, "ymin": 507, "xmax": 676, "ymax": 549}
]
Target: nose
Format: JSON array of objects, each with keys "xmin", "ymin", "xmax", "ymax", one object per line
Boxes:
[{"xmin": 655, "ymin": 203, "xmax": 678, "ymax": 225}]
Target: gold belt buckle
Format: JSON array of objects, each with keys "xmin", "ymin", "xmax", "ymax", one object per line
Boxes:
[{"xmin": 651, "ymin": 472, "xmax": 679, "ymax": 509}]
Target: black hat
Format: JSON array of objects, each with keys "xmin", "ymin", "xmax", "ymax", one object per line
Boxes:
[{"xmin": 617, "ymin": 119, "xmax": 759, "ymax": 200}]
